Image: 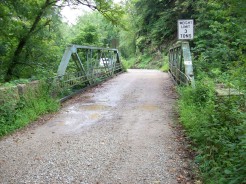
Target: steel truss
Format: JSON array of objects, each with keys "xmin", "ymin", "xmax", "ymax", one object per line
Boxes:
[
  {"xmin": 169, "ymin": 41, "xmax": 195, "ymax": 87},
  {"xmin": 52, "ymin": 45, "xmax": 123, "ymax": 94}
]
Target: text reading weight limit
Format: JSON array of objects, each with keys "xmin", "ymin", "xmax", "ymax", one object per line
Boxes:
[{"xmin": 178, "ymin": 19, "xmax": 194, "ymax": 40}]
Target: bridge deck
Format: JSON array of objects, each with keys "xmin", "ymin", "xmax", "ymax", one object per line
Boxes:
[{"xmin": 0, "ymin": 70, "xmax": 189, "ymax": 183}]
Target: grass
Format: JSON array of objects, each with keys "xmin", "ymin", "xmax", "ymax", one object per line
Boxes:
[
  {"xmin": 0, "ymin": 81, "xmax": 59, "ymax": 137},
  {"xmin": 121, "ymin": 57, "xmax": 136, "ymax": 69},
  {"xmin": 177, "ymin": 80, "xmax": 246, "ymax": 183},
  {"xmin": 160, "ymin": 56, "xmax": 169, "ymax": 72},
  {"xmin": 122, "ymin": 52, "xmax": 169, "ymax": 70}
]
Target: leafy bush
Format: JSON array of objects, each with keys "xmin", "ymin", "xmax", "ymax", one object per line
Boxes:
[
  {"xmin": 178, "ymin": 80, "xmax": 246, "ymax": 183},
  {"xmin": 135, "ymin": 54, "xmax": 152, "ymax": 68},
  {"xmin": 121, "ymin": 57, "xmax": 136, "ymax": 70},
  {"xmin": 160, "ymin": 56, "xmax": 169, "ymax": 72},
  {"xmin": 0, "ymin": 81, "xmax": 59, "ymax": 137}
]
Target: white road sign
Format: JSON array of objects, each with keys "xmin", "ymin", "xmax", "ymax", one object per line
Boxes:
[{"xmin": 178, "ymin": 19, "xmax": 194, "ymax": 40}]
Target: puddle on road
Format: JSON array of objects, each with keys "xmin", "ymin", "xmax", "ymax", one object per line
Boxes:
[
  {"xmin": 138, "ymin": 104, "xmax": 159, "ymax": 111},
  {"xmin": 56, "ymin": 122, "xmax": 65, "ymax": 126},
  {"xmin": 80, "ymin": 104, "xmax": 110, "ymax": 111},
  {"xmin": 45, "ymin": 103, "xmax": 112, "ymax": 134},
  {"xmin": 89, "ymin": 113, "xmax": 101, "ymax": 120}
]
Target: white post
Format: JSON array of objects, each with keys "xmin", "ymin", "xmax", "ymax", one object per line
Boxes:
[{"xmin": 181, "ymin": 41, "xmax": 195, "ymax": 87}]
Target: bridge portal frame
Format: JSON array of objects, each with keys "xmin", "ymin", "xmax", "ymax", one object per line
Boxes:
[{"xmin": 57, "ymin": 44, "xmax": 121, "ymax": 78}]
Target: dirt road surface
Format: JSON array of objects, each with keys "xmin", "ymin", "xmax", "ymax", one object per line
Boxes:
[{"xmin": 0, "ymin": 69, "xmax": 188, "ymax": 184}]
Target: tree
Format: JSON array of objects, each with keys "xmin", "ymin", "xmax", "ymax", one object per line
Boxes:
[
  {"xmin": 130, "ymin": 0, "xmax": 194, "ymax": 54},
  {"xmin": 2, "ymin": 0, "xmax": 57, "ymax": 81},
  {"xmin": 118, "ymin": 0, "xmax": 137, "ymax": 58},
  {"xmin": 0, "ymin": 0, "xmax": 124, "ymax": 82},
  {"xmin": 70, "ymin": 11, "xmax": 120, "ymax": 47},
  {"xmin": 192, "ymin": 0, "xmax": 246, "ymax": 74}
]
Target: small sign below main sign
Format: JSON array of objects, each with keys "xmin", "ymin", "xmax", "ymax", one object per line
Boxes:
[{"xmin": 178, "ymin": 19, "xmax": 194, "ymax": 40}]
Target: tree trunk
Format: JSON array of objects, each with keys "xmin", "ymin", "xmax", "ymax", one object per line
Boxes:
[{"xmin": 4, "ymin": 0, "xmax": 54, "ymax": 82}]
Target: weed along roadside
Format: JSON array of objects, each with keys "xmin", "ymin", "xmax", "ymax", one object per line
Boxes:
[
  {"xmin": 177, "ymin": 81, "xmax": 246, "ymax": 183},
  {"xmin": 0, "ymin": 80, "xmax": 59, "ymax": 138}
]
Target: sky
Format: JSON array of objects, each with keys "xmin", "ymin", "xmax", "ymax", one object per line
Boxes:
[
  {"xmin": 60, "ymin": 0, "xmax": 123, "ymax": 25},
  {"xmin": 60, "ymin": 4, "xmax": 91, "ymax": 25}
]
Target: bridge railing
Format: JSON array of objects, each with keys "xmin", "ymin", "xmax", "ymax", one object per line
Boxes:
[
  {"xmin": 50, "ymin": 45, "xmax": 123, "ymax": 99},
  {"xmin": 169, "ymin": 41, "xmax": 195, "ymax": 87}
]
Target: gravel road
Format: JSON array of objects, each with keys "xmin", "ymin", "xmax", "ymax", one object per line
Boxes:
[{"xmin": 0, "ymin": 69, "xmax": 187, "ymax": 184}]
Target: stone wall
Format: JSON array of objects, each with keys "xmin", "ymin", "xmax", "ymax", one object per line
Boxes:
[{"xmin": 0, "ymin": 81, "xmax": 40, "ymax": 106}]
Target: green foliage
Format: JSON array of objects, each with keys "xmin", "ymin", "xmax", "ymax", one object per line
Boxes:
[
  {"xmin": 0, "ymin": 0, "xmax": 125, "ymax": 82},
  {"xmin": 160, "ymin": 55, "xmax": 169, "ymax": 72},
  {"xmin": 124, "ymin": 0, "xmax": 246, "ymax": 74},
  {"xmin": 121, "ymin": 57, "xmax": 136, "ymax": 70},
  {"xmin": 0, "ymin": 81, "xmax": 59, "ymax": 137},
  {"xmin": 192, "ymin": 0, "xmax": 246, "ymax": 75},
  {"xmin": 93, "ymin": 0, "xmax": 125, "ymax": 27},
  {"xmin": 133, "ymin": 52, "xmax": 164, "ymax": 69},
  {"xmin": 70, "ymin": 12, "xmax": 120, "ymax": 48},
  {"xmin": 0, "ymin": 0, "xmax": 67, "ymax": 82},
  {"xmin": 178, "ymin": 80, "xmax": 246, "ymax": 183},
  {"xmin": 134, "ymin": 54, "xmax": 152, "ymax": 69},
  {"xmin": 72, "ymin": 24, "xmax": 100, "ymax": 45},
  {"xmin": 132, "ymin": 0, "xmax": 194, "ymax": 53}
]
